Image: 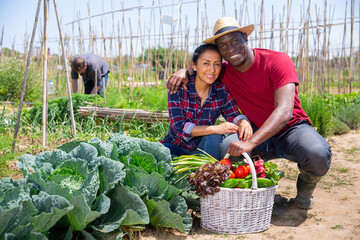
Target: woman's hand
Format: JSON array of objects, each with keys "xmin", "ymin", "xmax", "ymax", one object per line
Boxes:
[
  {"xmin": 214, "ymin": 122, "xmax": 239, "ymax": 135},
  {"xmin": 237, "ymin": 119, "xmax": 253, "ymax": 141}
]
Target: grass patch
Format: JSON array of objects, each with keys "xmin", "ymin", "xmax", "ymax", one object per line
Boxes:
[
  {"xmin": 345, "ymin": 147, "xmax": 359, "ymax": 155},
  {"xmin": 0, "ymin": 131, "xmax": 24, "ymax": 178},
  {"xmin": 331, "ymin": 224, "xmax": 344, "ymax": 230},
  {"xmin": 332, "ymin": 167, "xmax": 349, "ymax": 173}
]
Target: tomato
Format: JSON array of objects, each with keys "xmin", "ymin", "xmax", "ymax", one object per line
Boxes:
[
  {"xmin": 244, "ymin": 164, "xmax": 250, "ymax": 175},
  {"xmin": 220, "ymin": 158, "xmax": 233, "ymax": 170},
  {"xmin": 229, "ymin": 170, "xmax": 236, "ymax": 178},
  {"xmin": 235, "ymin": 166, "xmax": 249, "ymax": 179}
]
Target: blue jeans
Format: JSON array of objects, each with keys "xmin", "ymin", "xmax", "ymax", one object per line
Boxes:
[
  {"xmin": 162, "ymin": 134, "xmax": 224, "ymax": 160},
  {"xmin": 84, "ymin": 73, "xmax": 108, "ymax": 96},
  {"xmin": 220, "ymin": 121, "xmax": 332, "ymax": 176}
]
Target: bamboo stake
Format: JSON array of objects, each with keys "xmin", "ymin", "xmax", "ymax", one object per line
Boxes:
[
  {"xmin": 174, "ymin": 2, "xmax": 182, "ymax": 73},
  {"xmin": 326, "ymin": 5, "xmax": 335, "ymax": 92},
  {"xmin": 110, "ymin": 0, "xmax": 115, "ymax": 89},
  {"xmin": 147, "ymin": 0, "xmax": 154, "ymax": 84},
  {"xmin": 341, "ymin": 1, "xmax": 348, "ymax": 93},
  {"xmin": 42, "ymin": 0, "xmax": 49, "ymax": 148},
  {"xmin": 138, "ymin": 5, "xmax": 145, "ymax": 87},
  {"xmin": 305, "ymin": 0, "xmax": 311, "ymax": 94},
  {"xmin": 154, "ymin": 4, "xmax": 159, "ymax": 86},
  {"xmin": 222, "ymin": 0, "xmax": 226, "ymax": 17},
  {"xmin": 101, "ymin": 0, "xmax": 106, "ymax": 60},
  {"xmin": 348, "ymin": 0, "xmax": 355, "ymax": 93},
  {"xmin": 284, "ymin": 0, "xmax": 291, "ymax": 53},
  {"xmin": 0, "ymin": 26, "xmax": 4, "ymax": 59},
  {"xmin": 315, "ymin": 6, "xmax": 321, "ymax": 93},
  {"xmin": 270, "ymin": 6, "xmax": 275, "ymax": 50},
  {"xmin": 53, "ymin": 0, "xmax": 76, "ymax": 135},
  {"xmin": 88, "ymin": 0, "xmax": 93, "ymax": 53},
  {"xmin": 72, "ymin": 2, "xmax": 75, "ymax": 56},
  {"xmin": 322, "ymin": 0, "xmax": 327, "ymax": 92},
  {"xmin": 128, "ymin": 19, "xmax": 134, "ymax": 92},
  {"xmin": 358, "ymin": 3, "xmax": 360, "ymax": 86},
  {"xmin": 13, "ymin": 0, "xmax": 42, "ymax": 151},
  {"xmin": 117, "ymin": 21, "xmax": 122, "ymax": 91},
  {"xmin": 196, "ymin": 0, "xmax": 200, "ymax": 45},
  {"xmin": 259, "ymin": 0, "xmax": 264, "ymax": 48},
  {"xmin": 95, "ymin": 64, "xmax": 97, "ymax": 110},
  {"xmin": 158, "ymin": 1, "xmax": 167, "ymax": 82}
]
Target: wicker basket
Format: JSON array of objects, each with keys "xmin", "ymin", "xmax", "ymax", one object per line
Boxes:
[{"xmin": 200, "ymin": 153, "xmax": 278, "ymax": 234}]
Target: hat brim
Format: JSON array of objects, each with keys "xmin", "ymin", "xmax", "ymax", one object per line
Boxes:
[{"xmin": 203, "ymin": 24, "xmax": 254, "ymax": 45}]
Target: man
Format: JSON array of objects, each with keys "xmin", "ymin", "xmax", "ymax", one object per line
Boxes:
[
  {"xmin": 167, "ymin": 17, "xmax": 332, "ymax": 210},
  {"xmin": 71, "ymin": 54, "xmax": 110, "ymax": 96}
]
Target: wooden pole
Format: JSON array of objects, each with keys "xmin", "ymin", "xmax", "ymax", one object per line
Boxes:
[
  {"xmin": 138, "ymin": 6, "xmax": 145, "ymax": 87},
  {"xmin": 0, "ymin": 26, "xmax": 4, "ymax": 59},
  {"xmin": 270, "ymin": 6, "xmax": 275, "ymax": 50},
  {"xmin": 348, "ymin": 0, "xmax": 355, "ymax": 93},
  {"xmin": 13, "ymin": 0, "xmax": 42, "ymax": 151},
  {"xmin": 129, "ymin": 19, "xmax": 134, "ymax": 92},
  {"xmin": 88, "ymin": 0, "xmax": 93, "ymax": 53},
  {"xmin": 315, "ymin": 6, "xmax": 321, "ymax": 93},
  {"xmin": 341, "ymin": 1, "xmax": 348, "ymax": 93},
  {"xmin": 284, "ymin": 0, "xmax": 291, "ymax": 53},
  {"xmin": 53, "ymin": 0, "xmax": 76, "ymax": 135},
  {"xmin": 259, "ymin": 0, "xmax": 264, "ymax": 48},
  {"xmin": 42, "ymin": 0, "xmax": 49, "ymax": 148},
  {"xmin": 117, "ymin": 21, "xmax": 122, "ymax": 91},
  {"xmin": 305, "ymin": 0, "xmax": 311, "ymax": 94},
  {"xmin": 95, "ymin": 64, "xmax": 97, "ymax": 110},
  {"xmin": 322, "ymin": 0, "xmax": 327, "ymax": 93}
]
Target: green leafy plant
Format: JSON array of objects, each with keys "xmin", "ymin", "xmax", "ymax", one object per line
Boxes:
[
  {"xmin": 0, "ymin": 57, "xmax": 41, "ymax": 101},
  {"xmin": 299, "ymin": 94, "xmax": 334, "ymax": 137},
  {"xmin": 334, "ymin": 103, "xmax": 360, "ymax": 130},
  {"xmin": 8, "ymin": 133, "xmax": 192, "ymax": 239},
  {"xmin": 332, "ymin": 117, "xmax": 350, "ymax": 135}
]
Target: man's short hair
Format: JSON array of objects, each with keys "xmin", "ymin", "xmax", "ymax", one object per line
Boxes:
[{"xmin": 71, "ymin": 57, "xmax": 86, "ymax": 72}]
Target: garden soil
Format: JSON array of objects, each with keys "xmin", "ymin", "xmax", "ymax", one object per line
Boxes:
[{"xmin": 139, "ymin": 129, "xmax": 360, "ymax": 240}]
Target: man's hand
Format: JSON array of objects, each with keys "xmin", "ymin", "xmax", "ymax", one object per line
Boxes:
[
  {"xmin": 227, "ymin": 140, "xmax": 256, "ymax": 157},
  {"xmin": 166, "ymin": 69, "xmax": 189, "ymax": 94}
]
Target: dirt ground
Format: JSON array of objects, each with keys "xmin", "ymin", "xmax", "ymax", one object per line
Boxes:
[{"xmin": 139, "ymin": 129, "xmax": 360, "ymax": 240}]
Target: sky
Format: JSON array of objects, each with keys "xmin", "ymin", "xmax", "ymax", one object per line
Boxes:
[{"xmin": 0, "ymin": 0, "xmax": 358, "ymax": 57}]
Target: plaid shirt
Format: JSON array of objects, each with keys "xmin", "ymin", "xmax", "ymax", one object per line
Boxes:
[{"xmin": 161, "ymin": 77, "xmax": 248, "ymax": 151}]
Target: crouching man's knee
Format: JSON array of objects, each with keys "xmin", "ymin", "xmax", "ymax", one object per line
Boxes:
[{"xmin": 301, "ymin": 145, "xmax": 332, "ymax": 176}]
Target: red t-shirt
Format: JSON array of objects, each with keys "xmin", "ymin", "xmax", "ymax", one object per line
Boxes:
[{"xmin": 220, "ymin": 48, "xmax": 311, "ymax": 134}]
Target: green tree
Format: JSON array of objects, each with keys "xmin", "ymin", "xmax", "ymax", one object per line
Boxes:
[{"xmin": 138, "ymin": 47, "xmax": 190, "ymax": 70}]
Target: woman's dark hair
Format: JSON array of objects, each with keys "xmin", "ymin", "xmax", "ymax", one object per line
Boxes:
[{"xmin": 192, "ymin": 44, "xmax": 221, "ymax": 65}]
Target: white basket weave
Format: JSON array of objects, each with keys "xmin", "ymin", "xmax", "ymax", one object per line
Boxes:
[{"xmin": 200, "ymin": 153, "xmax": 278, "ymax": 234}]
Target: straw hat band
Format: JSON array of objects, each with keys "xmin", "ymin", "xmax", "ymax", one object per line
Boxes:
[
  {"xmin": 214, "ymin": 26, "xmax": 240, "ymax": 36},
  {"xmin": 203, "ymin": 17, "xmax": 254, "ymax": 44}
]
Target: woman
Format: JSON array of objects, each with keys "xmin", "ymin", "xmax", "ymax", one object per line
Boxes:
[{"xmin": 161, "ymin": 44, "xmax": 252, "ymax": 160}]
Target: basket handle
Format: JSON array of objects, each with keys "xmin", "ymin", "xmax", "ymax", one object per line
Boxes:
[{"xmin": 223, "ymin": 152, "xmax": 258, "ymax": 189}]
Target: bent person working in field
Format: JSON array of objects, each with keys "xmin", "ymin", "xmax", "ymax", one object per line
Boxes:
[
  {"xmin": 71, "ymin": 54, "xmax": 110, "ymax": 96},
  {"xmin": 167, "ymin": 17, "xmax": 332, "ymax": 210}
]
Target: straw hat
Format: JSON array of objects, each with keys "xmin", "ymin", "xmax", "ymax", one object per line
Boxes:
[{"xmin": 203, "ymin": 17, "xmax": 254, "ymax": 45}]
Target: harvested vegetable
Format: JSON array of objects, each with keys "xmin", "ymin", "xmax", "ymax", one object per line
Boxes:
[
  {"xmin": 187, "ymin": 162, "xmax": 230, "ymax": 198},
  {"xmin": 171, "ymin": 150, "xmax": 218, "ymax": 174}
]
